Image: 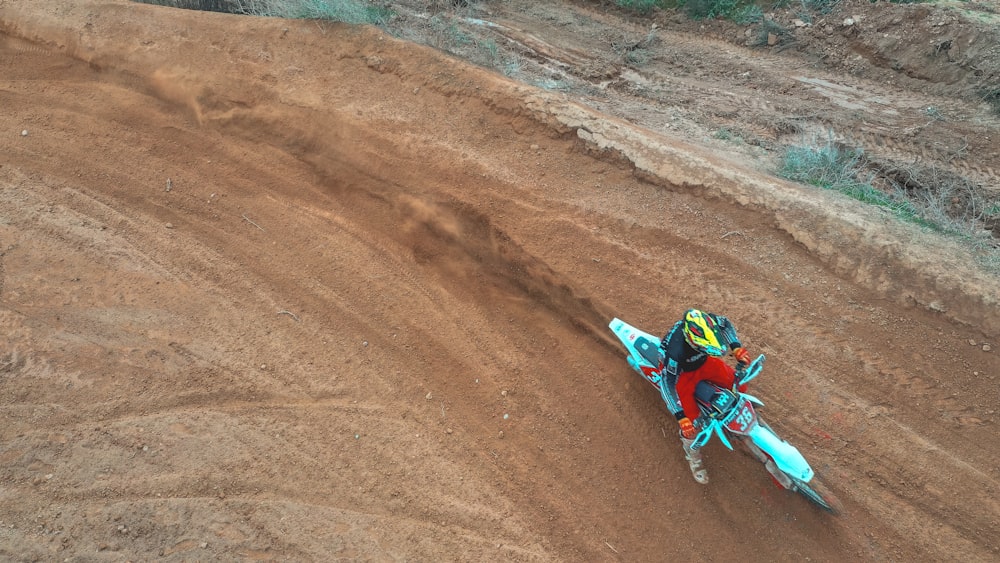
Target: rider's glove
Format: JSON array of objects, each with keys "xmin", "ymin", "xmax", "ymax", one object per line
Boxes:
[
  {"xmin": 732, "ymin": 347, "xmax": 751, "ymax": 366},
  {"xmin": 679, "ymin": 417, "xmax": 696, "ymax": 439}
]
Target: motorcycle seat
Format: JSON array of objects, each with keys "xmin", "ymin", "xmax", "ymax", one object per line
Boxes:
[
  {"xmin": 694, "ymin": 380, "xmax": 717, "ymax": 403},
  {"xmin": 634, "ymin": 336, "xmax": 662, "ymax": 367}
]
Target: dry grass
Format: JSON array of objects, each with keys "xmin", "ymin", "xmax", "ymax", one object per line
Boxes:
[{"xmin": 780, "ymin": 135, "xmax": 1000, "ymax": 271}]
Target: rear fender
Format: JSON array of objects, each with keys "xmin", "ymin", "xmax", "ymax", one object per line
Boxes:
[{"xmin": 609, "ymin": 318, "xmax": 661, "ymax": 372}]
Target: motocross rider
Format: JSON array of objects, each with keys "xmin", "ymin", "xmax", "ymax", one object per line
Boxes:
[{"xmin": 658, "ymin": 309, "xmax": 751, "ymax": 484}]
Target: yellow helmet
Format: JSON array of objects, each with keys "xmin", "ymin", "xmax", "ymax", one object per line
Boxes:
[{"xmin": 682, "ymin": 309, "xmax": 727, "ymax": 356}]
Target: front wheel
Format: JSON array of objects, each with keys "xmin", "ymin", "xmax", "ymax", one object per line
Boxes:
[{"xmin": 793, "ymin": 476, "xmax": 843, "ymax": 514}]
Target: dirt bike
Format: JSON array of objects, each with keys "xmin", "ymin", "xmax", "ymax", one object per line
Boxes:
[{"xmin": 609, "ymin": 317, "xmax": 842, "ymax": 514}]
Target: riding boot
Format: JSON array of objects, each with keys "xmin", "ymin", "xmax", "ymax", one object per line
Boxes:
[{"xmin": 680, "ymin": 434, "xmax": 709, "ymax": 485}]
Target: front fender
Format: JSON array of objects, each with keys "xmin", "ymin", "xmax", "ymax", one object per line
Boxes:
[{"xmin": 748, "ymin": 423, "xmax": 814, "ymax": 482}]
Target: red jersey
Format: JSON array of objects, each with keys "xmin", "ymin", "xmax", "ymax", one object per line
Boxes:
[{"xmin": 675, "ymin": 356, "xmax": 745, "ymax": 420}]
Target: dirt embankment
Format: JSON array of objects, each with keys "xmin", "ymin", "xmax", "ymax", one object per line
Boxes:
[{"xmin": 1, "ymin": 1, "xmax": 999, "ymax": 562}]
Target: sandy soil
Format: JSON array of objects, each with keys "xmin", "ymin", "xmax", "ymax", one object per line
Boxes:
[{"xmin": 1, "ymin": 0, "xmax": 999, "ymax": 561}]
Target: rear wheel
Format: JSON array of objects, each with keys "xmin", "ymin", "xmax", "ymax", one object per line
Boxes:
[{"xmin": 793, "ymin": 477, "xmax": 843, "ymax": 514}]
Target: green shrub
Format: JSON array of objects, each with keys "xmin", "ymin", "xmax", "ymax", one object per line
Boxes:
[
  {"xmin": 614, "ymin": 0, "xmax": 786, "ymax": 20},
  {"xmin": 732, "ymin": 4, "xmax": 764, "ymax": 24},
  {"xmin": 682, "ymin": 0, "xmax": 739, "ymax": 19},
  {"xmin": 430, "ymin": 14, "xmax": 473, "ymax": 46},
  {"xmin": 799, "ymin": 0, "xmax": 841, "ymax": 14},
  {"xmin": 779, "ymin": 139, "xmax": 917, "ymax": 219},
  {"xmin": 753, "ymin": 18, "xmax": 790, "ymax": 45},
  {"xmin": 615, "ymin": 0, "xmax": 666, "ymax": 14},
  {"xmin": 240, "ymin": 0, "xmax": 393, "ymax": 24},
  {"xmin": 981, "ymin": 86, "xmax": 1000, "ymax": 116},
  {"xmin": 136, "ymin": 0, "xmax": 393, "ymax": 24},
  {"xmin": 780, "ymin": 137, "xmax": 1000, "ymax": 271}
]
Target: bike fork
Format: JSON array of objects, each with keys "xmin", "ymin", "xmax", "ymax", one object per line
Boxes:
[{"xmin": 742, "ymin": 437, "xmax": 793, "ymax": 489}]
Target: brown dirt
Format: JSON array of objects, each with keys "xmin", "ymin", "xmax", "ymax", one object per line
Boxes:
[{"xmin": 1, "ymin": 0, "xmax": 999, "ymax": 561}]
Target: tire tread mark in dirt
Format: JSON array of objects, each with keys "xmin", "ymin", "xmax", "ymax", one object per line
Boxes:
[
  {"xmin": 221, "ymin": 115, "xmax": 530, "ymax": 382},
  {"xmin": 773, "ymin": 359, "xmax": 1000, "ymax": 559},
  {"xmin": 3, "ymin": 31, "xmax": 538, "ymax": 409},
  {"xmin": 205, "ymin": 101, "xmax": 617, "ymax": 373}
]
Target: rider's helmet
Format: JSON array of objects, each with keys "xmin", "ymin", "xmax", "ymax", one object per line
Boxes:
[{"xmin": 682, "ymin": 309, "xmax": 727, "ymax": 356}]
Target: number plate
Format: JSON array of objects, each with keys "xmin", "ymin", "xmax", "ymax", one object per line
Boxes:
[{"xmin": 726, "ymin": 402, "xmax": 756, "ymax": 434}]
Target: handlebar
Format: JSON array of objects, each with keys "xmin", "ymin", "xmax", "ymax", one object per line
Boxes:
[{"xmin": 736, "ymin": 354, "xmax": 765, "ymax": 387}]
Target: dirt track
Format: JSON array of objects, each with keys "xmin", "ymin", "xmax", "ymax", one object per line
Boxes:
[{"xmin": 1, "ymin": 1, "xmax": 999, "ymax": 561}]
